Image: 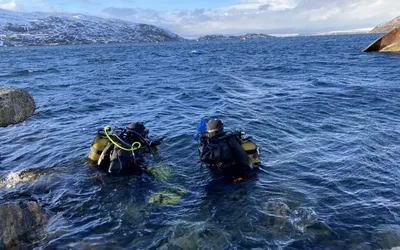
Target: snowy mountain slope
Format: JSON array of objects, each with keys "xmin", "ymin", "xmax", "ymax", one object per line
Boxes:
[
  {"xmin": 370, "ymin": 15, "xmax": 400, "ymax": 33},
  {"xmin": 0, "ymin": 9, "xmax": 184, "ymax": 47}
]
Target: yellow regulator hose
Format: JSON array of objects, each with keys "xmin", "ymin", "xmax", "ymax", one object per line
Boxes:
[{"xmin": 104, "ymin": 125, "xmax": 141, "ymax": 151}]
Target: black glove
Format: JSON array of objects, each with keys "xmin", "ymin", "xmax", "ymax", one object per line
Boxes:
[
  {"xmin": 199, "ymin": 132, "xmax": 208, "ymax": 140},
  {"xmin": 149, "ymin": 136, "xmax": 164, "ymax": 147}
]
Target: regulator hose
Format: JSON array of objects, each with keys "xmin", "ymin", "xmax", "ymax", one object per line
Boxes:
[{"xmin": 103, "ymin": 125, "xmax": 141, "ymax": 151}]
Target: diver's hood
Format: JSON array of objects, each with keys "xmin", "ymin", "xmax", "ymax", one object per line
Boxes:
[{"xmin": 207, "ymin": 119, "xmax": 224, "ymax": 138}]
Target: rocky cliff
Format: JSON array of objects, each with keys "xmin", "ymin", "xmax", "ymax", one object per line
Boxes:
[
  {"xmin": 0, "ymin": 9, "xmax": 184, "ymax": 47},
  {"xmin": 370, "ymin": 16, "xmax": 400, "ymax": 33},
  {"xmin": 364, "ymin": 27, "xmax": 400, "ymax": 53}
]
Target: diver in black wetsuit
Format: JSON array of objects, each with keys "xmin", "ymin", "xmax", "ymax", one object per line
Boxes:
[
  {"xmin": 198, "ymin": 119, "xmax": 259, "ymax": 182},
  {"xmin": 97, "ymin": 122, "xmax": 163, "ymax": 176}
]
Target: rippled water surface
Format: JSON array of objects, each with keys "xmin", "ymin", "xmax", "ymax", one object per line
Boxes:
[{"xmin": 1, "ymin": 34, "xmax": 400, "ymax": 249}]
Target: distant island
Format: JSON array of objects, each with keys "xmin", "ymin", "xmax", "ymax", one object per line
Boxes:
[
  {"xmin": 0, "ymin": 9, "xmax": 184, "ymax": 47},
  {"xmin": 314, "ymin": 28, "xmax": 371, "ymax": 36},
  {"xmin": 370, "ymin": 15, "xmax": 400, "ymax": 33},
  {"xmin": 197, "ymin": 33, "xmax": 273, "ymax": 41}
]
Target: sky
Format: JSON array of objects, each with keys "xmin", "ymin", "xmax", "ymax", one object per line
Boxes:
[{"xmin": 0, "ymin": 0, "xmax": 399, "ymax": 37}]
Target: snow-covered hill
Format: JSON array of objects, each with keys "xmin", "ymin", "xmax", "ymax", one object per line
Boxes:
[
  {"xmin": 0, "ymin": 9, "xmax": 184, "ymax": 47},
  {"xmin": 370, "ymin": 15, "xmax": 400, "ymax": 33}
]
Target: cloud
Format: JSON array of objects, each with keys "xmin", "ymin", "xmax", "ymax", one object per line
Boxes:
[
  {"xmin": 85, "ymin": 0, "xmax": 400, "ymax": 36},
  {"xmin": 0, "ymin": 0, "xmax": 17, "ymax": 10},
  {"xmin": 103, "ymin": 7, "xmax": 141, "ymax": 17},
  {"xmin": 103, "ymin": 7, "xmax": 162, "ymax": 23},
  {"xmin": 238, "ymin": 0, "xmax": 299, "ymax": 11}
]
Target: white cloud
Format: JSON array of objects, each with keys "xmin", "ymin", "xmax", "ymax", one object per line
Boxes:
[
  {"xmin": 238, "ymin": 0, "xmax": 299, "ymax": 11},
  {"xmin": 43, "ymin": 0, "xmax": 400, "ymax": 36},
  {"xmin": 0, "ymin": 1, "xmax": 17, "ymax": 10}
]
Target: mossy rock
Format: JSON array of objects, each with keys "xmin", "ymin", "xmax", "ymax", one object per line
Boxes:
[
  {"xmin": 148, "ymin": 187, "xmax": 185, "ymax": 205},
  {"xmin": 146, "ymin": 163, "xmax": 171, "ymax": 181}
]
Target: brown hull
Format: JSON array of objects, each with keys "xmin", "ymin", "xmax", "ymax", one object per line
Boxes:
[{"xmin": 363, "ymin": 27, "xmax": 400, "ymax": 52}]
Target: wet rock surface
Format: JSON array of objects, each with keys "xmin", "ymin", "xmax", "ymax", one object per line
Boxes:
[
  {"xmin": 0, "ymin": 87, "xmax": 35, "ymax": 127},
  {"xmin": 0, "ymin": 201, "xmax": 46, "ymax": 249}
]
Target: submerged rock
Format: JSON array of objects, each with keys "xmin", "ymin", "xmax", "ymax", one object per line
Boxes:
[
  {"xmin": 145, "ymin": 163, "xmax": 171, "ymax": 181},
  {"xmin": 148, "ymin": 187, "xmax": 185, "ymax": 205},
  {"xmin": 163, "ymin": 223, "xmax": 232, "ymax": 250},
  {"xmin": 0, "ymin": 87, "xmax": 35, "ymax": 127},
  {"xmin": 373, "ymin": 224, "xmax": 400, "ymax": 250},
  {"xmin": 0, "ymin": 201, "xmax": 46, "ymax": 248},
  {"xmin": 363, "ymin": 27, "xmax": 400, "ymax": 53}
]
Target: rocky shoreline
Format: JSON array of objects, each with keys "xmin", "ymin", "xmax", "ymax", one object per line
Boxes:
[{"xmin": 0, "ymin": 85, "xmax": 43, "ymax": 248}]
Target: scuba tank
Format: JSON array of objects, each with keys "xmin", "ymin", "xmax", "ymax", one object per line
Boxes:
[
  {"xmin": 221, "ymin": 130, "xmax": 262, "ymax": 164},
  {"xmin": 234, "ymin": 130, "xmax": 261, "ymax": 164},
  {"xmin": 241, "ymin": 139, "xmax": 261, "ymax": 164},
  {"xmin": 88, "ymin": 129, "xmax": 109, "ymax": 162}
]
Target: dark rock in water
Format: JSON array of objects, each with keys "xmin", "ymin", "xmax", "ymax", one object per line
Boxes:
[
  {"xmin": 370, "ymin": 16, "xmax": 400, "ymax": 33},
  {"xmin": 0, "ymin": 201, "xmax": 46, "ymax": 248},
  {"xmin": 363, "ymin": 27, "xmax": 400, "ymax": 53},
  {"xmin": 165, "ymin": 222, "xmax": 232, "ymax": 249},
  {"xmin": 372, "ymin": 224, "xmax": 400, "ymax": 250},
  {"xmin": 0, "ymin": 87, "xmax": 35, "ymax": 127}
]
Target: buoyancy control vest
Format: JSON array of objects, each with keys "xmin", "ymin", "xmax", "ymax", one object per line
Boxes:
[
  {"xmin": 199, "ymin": 132, "xmax": 259, "ymax": 177},
  {"xmin": 96, "ymin": 127, "xmax": 146, "ymax": 176},
  {"xmin": 213, "ymin": 131, "xmax": 261, "ymax": 165}
]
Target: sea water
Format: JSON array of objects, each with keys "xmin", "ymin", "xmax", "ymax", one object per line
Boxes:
[{"xmin": 1, "ymin": 34, "xmax": 400, "ymax": 249}]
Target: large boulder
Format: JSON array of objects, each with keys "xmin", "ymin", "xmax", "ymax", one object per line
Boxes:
[
  {"xmin": 0, "ymin": 87, "xmax": 35, "ymax": 127},
  {"xmin": 364, "ymin": 27, "xmax": 400, "ymax": 53},
  {"xmin": 0, "ymin": 201, "xmax": 46, "ymax": 248}
]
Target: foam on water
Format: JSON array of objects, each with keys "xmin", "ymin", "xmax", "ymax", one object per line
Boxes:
[{"xmin": 0, "ymin": 169, "xmax": 44, "ymax": 189}]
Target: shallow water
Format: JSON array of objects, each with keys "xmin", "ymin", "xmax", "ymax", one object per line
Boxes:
[{"xmin": 1, "ymin": 34, "xmax": 400, "ymax": 249}]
